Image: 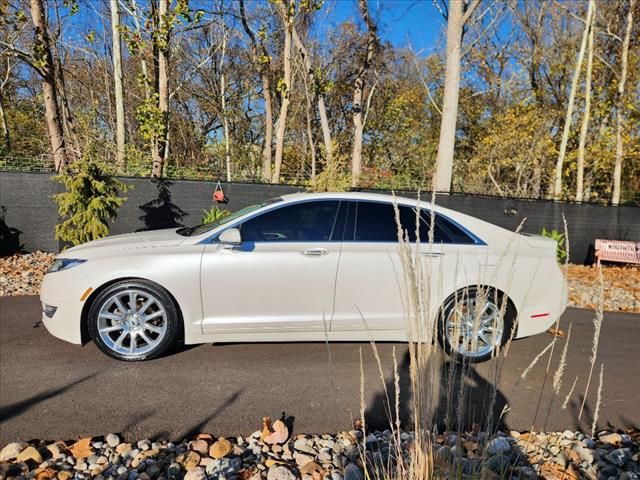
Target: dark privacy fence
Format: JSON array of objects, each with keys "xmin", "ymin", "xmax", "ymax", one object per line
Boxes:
[{"xmin": 1, "ymin": 171, "xmax": 639, "ymax": 263}]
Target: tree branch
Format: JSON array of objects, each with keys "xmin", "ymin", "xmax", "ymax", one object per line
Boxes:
[
  {"xmin": 462, "ymin": 0, "xmax": 482, "ymax": 25},
  {"xmin": 0, "ymin": 41, "xmax": 46, "ymax": 78}
]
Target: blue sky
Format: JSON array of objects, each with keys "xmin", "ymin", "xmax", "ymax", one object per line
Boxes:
[{"xmin": 319, "ymin": 0, "xmax": 447, "ymax": 54}]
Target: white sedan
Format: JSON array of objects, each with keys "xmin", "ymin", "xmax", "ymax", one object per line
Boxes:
[{"xmin": 40, "ymin": 192, "xmax": 567, "ymax": 362}]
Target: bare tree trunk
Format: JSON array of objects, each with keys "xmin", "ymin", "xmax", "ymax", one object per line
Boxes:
[
  {"xmin": 152, "ymin": 0, "xmax": 170, "ymax": 178},
  {"xmin": 30, "ymin": 0, "xmax": 67, "ymax": 172},
  {"xmin": 239, "ymin": 0, "xmax": 273, "ymax": 182},
  {"xmin": 612, "ymin": 0, "xmax": 635, "ymax": 206},
  {"xmin": 351, "ymin": 0, "xmax": 379, "ymax": 187},
  {"xmin": 553, "ymin": 0, "xmax": 594, "ymax": 200},
  {"xmin": 290, "ymin": 26, "xmax": 332, "ymax": 170},
  {"xmin": 0, "ymin": 89, "xmax": 9, "ymax": 151},
  {"xmin": 299, "ymin": 55, "xmax": 317, "ymax": 179},
  {"xmin": 110, "ymin": 0, "xmax": 126, "ymax": 170},
  {"xmin": 576, "ymin": 0, "xmax": 595, "ymax": 203},
  {"xmin": 220, "ymin": 29, "xmax": 231, "ymax": 182},
  {"xmin": 432, "ymin": 0, "xmax": 480, "ymax": 193},
  {"xmin": 128, "ymin": 0, "xmax": 152, "ymax": 101},
  {"xmin": 262, "ymin": 76, "xmax": 274, "ymax": 182},
  {"xmin": 51, "ymin": 2, "xmax": 80, "ymax": 161},
  {"xmin": 272, "ymin": 8, "xmax": 292, "ymax": 184},
  {"xmin": 0, "ymin": 63, "xmax": 11, "ymax": 151}
]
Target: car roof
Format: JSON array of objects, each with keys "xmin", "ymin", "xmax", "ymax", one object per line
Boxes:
[{"xmin": 279, "ymin": 191, "xmax": 432, "ymax": 207}]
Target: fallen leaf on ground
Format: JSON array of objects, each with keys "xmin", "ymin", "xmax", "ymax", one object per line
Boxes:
[{"xmin": 547, "ymin": 327, "xmax": 565, "ymax": 337}]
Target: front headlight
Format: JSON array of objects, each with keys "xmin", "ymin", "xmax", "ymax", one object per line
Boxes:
[{"xmin": 47, "ymin": 258, "xmax": 87, "ymax": 273}]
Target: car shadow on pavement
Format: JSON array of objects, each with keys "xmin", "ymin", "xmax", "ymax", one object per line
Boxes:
[
  {"xmin": 364, "ymin": 350, "xmax": 509, "ymax": 433},
  {"xmin": 0, "ymin": 372, "xmax": 101, "ymax": 423}
]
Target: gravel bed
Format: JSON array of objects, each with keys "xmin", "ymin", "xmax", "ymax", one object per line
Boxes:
[
  {"xmin": 0, "ymin": 252, "xmax": 55, "ymax": 296},
  {"xmin": 566, "ymin": 265, "xmax": 639, "ymax": 313},
  {"xmin": 1, "ymin": 253, "xmax": 638, "ymax": 313},
  {"xmin": 1, "ymin": 426, "xmax": 638, "ymax": 480}
]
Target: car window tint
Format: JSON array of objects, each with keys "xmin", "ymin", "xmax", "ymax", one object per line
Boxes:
[
  {"xmin": 240, "ymin": 201, "xmax": 339, "ymax": 242},
  {"xmin": 354, "ymin": 202, "xmax": 398, "ymax": 241},
  {"xmin": 417, "ymin": 211, "xmax": 449, "ymax": 243},
  {"xmin": 434, "ymin": 214, "xmax": 476, "ymax": 244},
  {"xmin": 331, "ymin": 201, "xmax": 349, "ymax": 241}
]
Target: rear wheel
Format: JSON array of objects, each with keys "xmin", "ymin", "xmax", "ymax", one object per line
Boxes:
[
  {"xmin": 438, "ymin": 287, "xmax": 515, "ymax": 363},
  {"xmin": 88, "ymin": 280, "xmax": 180, "ymax": 361}
]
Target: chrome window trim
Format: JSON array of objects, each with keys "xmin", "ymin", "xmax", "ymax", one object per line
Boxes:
[
  {"xmin": 346, "ymin": 199, "xmax": 486, "ymax": 246},
  {"xmin": 198, "ymin": 198, "xmax": 343, "ymax": 244},
  {"xmin": 198, "ymin": 197, "xmax": 486, "ymax": 246}
]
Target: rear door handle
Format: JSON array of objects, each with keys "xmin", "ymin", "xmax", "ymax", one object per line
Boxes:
[
  {"xmin": 302, "ymin": 248, "xmax": 329, "ymax": 256},
  {"xmin": 420, "ymin": 251, "xmax": 445, "ymax": 257}
]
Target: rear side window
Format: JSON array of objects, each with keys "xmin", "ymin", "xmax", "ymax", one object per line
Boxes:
[
  {"xmin": 240, "ymin": 201, "xmax": 340, "ymax": 242},
  {"xmin": 433, "ymin": 214, "xmax": 477, "ymax": 244},
  {"xmin": 351, "ymin": 201, "xmax": 478, "ymax": 244}
]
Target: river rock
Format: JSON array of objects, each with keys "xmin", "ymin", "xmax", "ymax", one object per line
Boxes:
[
  {"xmin": 294, "ymin": 451, "xmax": 315, "ymax": 468},
  {"xmin": 605, "ymin": 448, "xmax": 630, "ymax": 466},
  {"xmin": 267, "ymin": 465, "xmax": 297, "ymax": 480},
  {"xmin": 487, "ymin": 437, "xmax": 511, "ymax": 455},
  {"xmin": 187, "ymin": 440, "xmax": 208, "ymax": 455},
  {"xmin": 210, "ymin": 438, "xmax": 232, "ymax": 459},
  {"xmin": 344, "ymin": 463, "xmax": 364, "ymax": 480},
  {"xmin": 0, "ymin": 442, "xmax": 28, "ymax": 462},
  {"xmin": 177, "ymin": 451, "xmax": 201, "ymax": 471},
  {"xmin": 183, "ymin": 467, "xmax": 207, "ymax": 480},
  {"xmin": 16, "ymin": 446, "xmax": 43, "ymax": 464},
  {"xmin": 107, "ymin": 434, "xmax": 121, "ymax": 448},
  {"xmin": 599, "ymin": 433, "xmax": 622, "ymax": 445}
]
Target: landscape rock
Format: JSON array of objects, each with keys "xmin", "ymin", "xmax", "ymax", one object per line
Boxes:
[
  {"xmin": 0, "ymin": 442, "xmax": 28, "ymax": 462},
  {"xmin": 487, "ymin": 437, "xmax": 511, "ymax": 455},
  {"xmin": 107, "ymin": 434, "xmax": 121, "ymax": 448},
  {"xmin": 267, "ymin": 465, "xmax": 297, "ymax": 480},
  {"xmin": 16, "ymin": 446, "xmax": 43, "ymax": 464},
  {"xmin": 599, "ymin": 433, "xmax": 623, "ymax": 446},
  {"xmin": 605, "ymin": 448, "xmax": 631, "ymax": 466},
  {"xmin": 294, "ymin": 451, "xmax": 315, "ymax": 468},
  {"xmin": 183, "ymin": 466, "xmax": 207, "ymax": 480},
  {"xmin": 187, "ymin": 440, "xmax": 208, "ymax": 454},
  {"xmin": 343, "ymin": 463, "xmax": 364, "ymax": 480},
  {"xmin": 209, "ymin": 438, "xmax": 232, "ymax": 459},
  {"xmin": 0, "ymin": 425, "xmax": 638, "ymax": 480}
]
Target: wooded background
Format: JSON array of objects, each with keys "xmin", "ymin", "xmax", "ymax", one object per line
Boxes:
[{"xmin": 1, "ymin": 0, "xmax": 638, "ymax": 204}]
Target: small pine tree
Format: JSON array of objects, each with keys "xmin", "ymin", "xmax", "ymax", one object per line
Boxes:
[{"xmin": 54, "ymin": 152, "xmax": 131, "ymax": 246}]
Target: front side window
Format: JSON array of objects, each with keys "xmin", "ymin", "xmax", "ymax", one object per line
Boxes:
[{"xmin": 240, "ymin": 201, "xmax": 340, "ymax": 242}]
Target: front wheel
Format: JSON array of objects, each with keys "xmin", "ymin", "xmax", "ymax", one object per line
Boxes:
[
  {"xmin": 88, "ymin": 280, "xmax": 180, "ymax": 361},
  {"xmin": 438, "ymin": 287, "xmax": 515, "ymax": 363}
]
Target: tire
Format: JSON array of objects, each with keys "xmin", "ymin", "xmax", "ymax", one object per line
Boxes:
[
  {"xmin": 88, "ymin": 280, "xmax": 180, "ymax": 361},
  {"xmin": 438, "ymin": 286, "xmax": 515, "ymax": 363}
]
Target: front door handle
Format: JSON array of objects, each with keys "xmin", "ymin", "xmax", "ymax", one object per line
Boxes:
[
  {"xmin": 302, "ymin": 248, "xmax": 329, "ymax": 257},
  {"xmin": 421, "ymin": 251, "xmax": 445, "ymax": 257}
]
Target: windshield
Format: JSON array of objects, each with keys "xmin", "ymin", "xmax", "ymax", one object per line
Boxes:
[{"xmin": 177, "ymin": 197, "xmax": 283, "ymax": 237}]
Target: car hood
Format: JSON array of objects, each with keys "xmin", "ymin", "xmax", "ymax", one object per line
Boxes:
[{"xmin": 60, "ymin": 228, "xmax": 186, "ymax": 257}]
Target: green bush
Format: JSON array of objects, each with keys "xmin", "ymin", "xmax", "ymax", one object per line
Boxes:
[
  {"xmin": 54, "ymin": 151, "xmax": 131, "ymax": 246},
  {"xmin": 202, "ymin": 205, "xmax": 230, "ymax": 224},
  {"xmin": 541, "ymin": 227, "xmax": 567, "ymax": 263}
]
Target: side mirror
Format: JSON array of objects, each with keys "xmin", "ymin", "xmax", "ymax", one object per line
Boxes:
[{"xmin": 219, "ymin": 227, "xmax": 241, "ymax": 245}]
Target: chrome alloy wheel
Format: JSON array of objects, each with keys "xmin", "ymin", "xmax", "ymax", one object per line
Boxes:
[
  {"xmin": 444, "ymin": 296, "xmax": 504, "ymax": 359},
  {"xmin": 96, "ymin": 289, "xmax": 168, "ymax": 358}
]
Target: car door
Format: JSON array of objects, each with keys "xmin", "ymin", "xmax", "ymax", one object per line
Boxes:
[
  {"xmin": 332, "ymin": 201, "xmax": 482, "ymax": 334},
  {"xmin": 200, "ymin": 200, "xmax": 343, "ymax": 334}
]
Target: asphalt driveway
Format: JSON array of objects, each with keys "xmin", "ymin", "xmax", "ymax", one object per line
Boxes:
[{"xmin": 1, "ymin": 295, "xmax": 638, "ymax": 443}]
